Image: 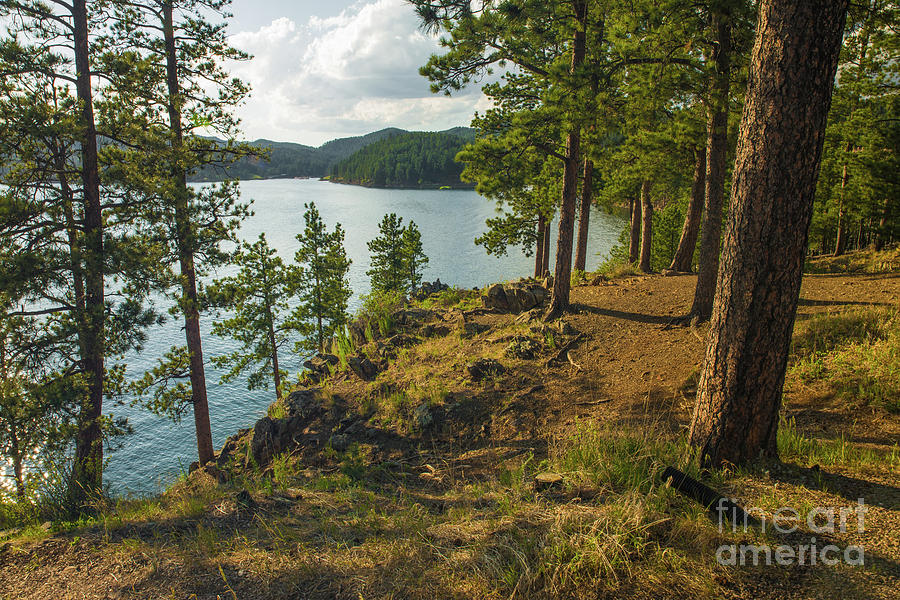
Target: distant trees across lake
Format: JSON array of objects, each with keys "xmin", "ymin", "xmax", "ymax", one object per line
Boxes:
[
  {"xmin": 190, "ymin": 127, "xmax": 475, "ymax": 187},
  {"xmin": 328, "ymin": 131, "xmax": 475, "ymax": 189}
]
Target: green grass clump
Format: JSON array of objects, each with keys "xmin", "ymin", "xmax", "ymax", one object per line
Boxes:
[
  {"xmin": 419, "ymin": 287, "xmax": 480, "ymax": 311},
  {"xmin": 789, "ymin": 307, "xmax": 899, "ymax": 412},
  {"xmin": 777, "ymin": 416, "xmax": 900, "ymax": 468}
]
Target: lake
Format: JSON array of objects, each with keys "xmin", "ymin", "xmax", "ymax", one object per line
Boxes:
[{"xmin": 103, "ymin": 178, "xmax": 624, "ymax": 495}]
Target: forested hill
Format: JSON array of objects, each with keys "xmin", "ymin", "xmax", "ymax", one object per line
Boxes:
[
  {"xmin": 188, "ymin": 127, "xmax": 473, "ymax": 183},
  {"xmin": 327, "ymin": 130, "xmax": 476, "ymax": 188}
]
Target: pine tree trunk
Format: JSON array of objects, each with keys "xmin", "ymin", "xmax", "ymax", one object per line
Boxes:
[
  {"xmin": 574, "ymin": 159, "xmax": 594, "ymax": 272},
  {"xmin": 163, "ymin": 2, "xmax": 214, "ymax": 466},
  {"xmin": 268, "ymin": 316, "xmax": 282, "ymax": 400},
  {"xmin": 874, "ymin": 197, "xmax": 891, "ymax": 251},
  {"xmin": 545, "ymin": 0, "xmax": 586, "ymax": 319},
  {"xmin": 542, "ymin": 214, "xmax": 551, "ymax": 275},
  {"xmin": 629, "ymin": 197, "xmax": 641, "ymax": 263},
  {"xmin": 535, "ymin": 215, "xmax": 545, "ymax": 278},
  {"xmin": 71, "ymin": 0, "xmax": 105, "ymax": 500},
  {"xmin": 689, "ymin": 0, "xmax": 848, "ymax": 468},
  {"xmin": 670, "ymin": 146, "xmax": 706, "ymax": 272},
  {"xmin": 688, "ymin": 11, "xmax": 731, "ymax": 321},
  {"xmin": 834, "ymin": 165, "xmax": 849, "ymax": 256},
  {"xmin": 639, "ymin": 180, "xmax": 653, "ymax": 273}
]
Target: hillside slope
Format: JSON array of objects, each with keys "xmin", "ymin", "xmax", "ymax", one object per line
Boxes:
[{"xmin": 1, "ymin": 264, "xmax": 898, "ymax": 600}]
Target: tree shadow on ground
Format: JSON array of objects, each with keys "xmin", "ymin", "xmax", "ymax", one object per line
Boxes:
[{"xmin": 771, "ymin": 463, "xmax": 900, "ymax": 511}]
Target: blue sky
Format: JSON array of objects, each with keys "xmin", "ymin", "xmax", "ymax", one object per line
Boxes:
[{"xmin": 224, "ymin": 0, "xmax": 489, "ymax": 145}]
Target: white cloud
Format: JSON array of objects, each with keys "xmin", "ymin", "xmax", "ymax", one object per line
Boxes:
[{"xmin": 228, "ymin": 0, "xmax": 487, "ymax": 145}]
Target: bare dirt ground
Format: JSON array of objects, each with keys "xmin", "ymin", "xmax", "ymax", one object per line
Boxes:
[{"xmin": 1, "ymin": 270, "xmax": 897, "ymax": 600}]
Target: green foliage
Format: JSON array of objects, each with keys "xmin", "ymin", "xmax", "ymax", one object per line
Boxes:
[
  {"xmin": 292, "ymin": 202, "xmax": 352, "ymax": 353},
  {"xmin": 357, "ymin": 290, "xmax": 405, "ymax": 338},
  {"xmin": 329, "ymin": 131, "xmax": 473, "ymax": 187},
  {"xmin": 367, "ymin": 214, "xmax": 430, "ymax": 295},
  {"xmin": 207, "ymin": 234, "xmax": 296, "ymax": 396}
]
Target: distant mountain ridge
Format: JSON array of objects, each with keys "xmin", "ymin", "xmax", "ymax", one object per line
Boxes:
[{"xmin": 189, "ymin": 127, "xmax": 474, "ymax": 183}]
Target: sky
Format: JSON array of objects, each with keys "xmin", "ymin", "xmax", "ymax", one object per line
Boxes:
[{"xmin": 224, "ymin": 0, "xmax": 491, "ymax": 146}]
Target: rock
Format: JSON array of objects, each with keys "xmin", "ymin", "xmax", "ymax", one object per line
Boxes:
[
  {"xmin": 467, "ymin": 358, "xmax": 506, "ymax": 381},
  {"xmin": 504, "ymin": 335, "xmax": 542, "ymax": 359},
  {"xmin": 419, "ymin": 323, "xmax": 451, "ymax": 338},
  {"xmin": 413, "ymin": 279, "xmax": 450, "ymax": 300},
  {"xmin": 347, "ymin": 355, "xmax": 378, "ymax": 381},
  {"xmin": 542, "ymin": 275, "xmax": 554, "ymax": 289},
  {"xmin": 285, "ymin": 388, "xmax": 321, "ymax": 419},
  {"xmin": 39, "ymin": 521, "xmax": 52, "ymax": 532},
  {"xmin": 589, "ymin": 274, "xmax": 607, "ymax": 286},
  {"xmin": 482, "ymin": 283, "xmax": 508, "ymax": 311},
  {"xmin": 329, "ymin": 434, "xmax": 351, "ymax": 452},
  {"xmin": 391, "ymin": 307, "xmax": 434, "ymax": 327},
  {"xmin": 377, "ymin": 333, "xmax": 420, "ymax": 356},
  {"xmin": 482, "ymin": 282, "xmax": 548, "ymax": 313},
  {"xmin": 459, "ymin": 321, "xmax": 490, "ymax": 338},
  {"xmin": 414, "ymin": 402, "xmax": 445, "ymax": 431},
  {"xmin": 534, "ymin": 472, "xmax": 564, "ymax": 491}
]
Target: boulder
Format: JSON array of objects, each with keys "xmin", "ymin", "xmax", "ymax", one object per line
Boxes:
[
  {"xmin": 419, "ymin": 323, "xmax": 451, "ymax": 338},
  {"xmin": 483, "ymin": 283, "xmax": 508, "ymax": 311},
  {"xmin": 467, "ymin": 358, "xmax": 506, "ymax": 381},
  {"xmin": 285, "ymin": 388, "xmax": 322, "ymax": 419},
  {"xmin": 347, "ymin": 355, "xmax": 378, "ymax": 381},
  {"xmin": 482, "ymin": 282, "xmax": 548, "ymax": 313},
  {"xmin": 459, "ymin": 321, "xmax": 491, "ymax": 338}
]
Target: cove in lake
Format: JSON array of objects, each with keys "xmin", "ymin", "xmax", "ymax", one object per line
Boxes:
[{"xmin": 106, "ymin": 179, "xmax": 624, "ymax": 495}]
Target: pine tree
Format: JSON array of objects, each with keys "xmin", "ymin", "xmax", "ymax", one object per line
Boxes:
[
  {"xmin": 103, "ymin": 0, "xmax": 253, "ymax": 467},
  {"xmin": 292, "ymin": 203, "xmax": 352, "ymax": 353},
  {"xmin": 367, "ymin": 214, "xmax": 409, "ymax": 294},
  {"xmin": 689, "ymin": 0, "xmax": 849, "ymax": 467},
  {"xmin": 207, "ymin": 235, "xmax": 297, "ymax": 401},
  {"xmin": 402, "ymin": 221, "xmax": 429, "ymax": 293}
]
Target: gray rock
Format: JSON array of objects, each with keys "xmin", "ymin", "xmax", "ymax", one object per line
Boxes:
[
  {"xmin": 347, "ymin": 355, "xmax": 378, "ymax": 380},
  {"xmin": 286, "ymin": 388, "xmax": 321, "ymax": 419},
  {"xmin": 482, "ymin": 282, "xmax": 548, "ymax": 313},
  {"xmin": 329, "ymin": 434, "xmax": 351, "ymax": 452},
  {"xmin": 467, "ymin": 358, "xmax": 506, "ymax": 381},
  {"xmin": 414, "ymin": 402, "xmax": 445, "ymax": 431}
]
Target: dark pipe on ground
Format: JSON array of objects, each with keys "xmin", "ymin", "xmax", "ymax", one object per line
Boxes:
[{"xmin": 660, "ymin": 466, "xmax": 759, "ymax": 530}]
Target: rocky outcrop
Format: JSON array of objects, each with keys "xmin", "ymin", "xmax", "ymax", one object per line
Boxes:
[
  {"xmin": 248, "ymin": 388, "xmax": 326, "ymax": 466},
  {"xmin": 412, "ymin": 279, "xmax": 450, "ymax": 301},
  {"xmin": 303, "ymin": 353, "xmax": 339, "ymax": 383},
  {"xmin": 482, "ymin": 281, "xmax": 549, "ymax": 313}
]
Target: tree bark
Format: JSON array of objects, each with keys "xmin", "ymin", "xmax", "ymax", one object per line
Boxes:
[
  {"xmin": 545, "ymin": 0, "xmax": 586, "ymax": 319},
  {"xmin": 574, "ymin": 159, "xmax": 594, "ymax": 272},
  {"xmin": 670, "ymin": 145, "xmax": 706, "ymax": 272},
  {"xmin": 689, "ymin": 0, "xmax": 848, "ymax": 468},
  {"xmin": 535, "ymin": 214, "xmax": 545, "ymax": 278},
  {"xmin": 639, "ymin": 180, "xmax": 653, "ymax": 272},
  {"xmin": 688, "ymin": 11, "xmax": 732, "ymax": 321},
  {"xmin": 542, "ymin": 212, "xmax": 551, "ymax": 275},
  {"xmin": 834, "ymin": 163, "xmax": 849, "ymax": 256},
  {"xmin": 874, "ymin": 196, "xmax": 891, "ymax": 251},
  {"xmin": 163, "ymin": 2, "xmax": 214, "ymax": 466},
  {"xmin": 71, "ymin": 0, "xmax": 105, "ymax": 501},
  {"xmin": 629, "ymin": 196, "xmax": 641, "ymax": 263}
]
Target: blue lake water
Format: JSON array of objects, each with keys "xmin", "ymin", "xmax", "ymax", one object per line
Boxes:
[{"xmin": 104, "ymin": 178, "xmax": 624, "ymax": 495}]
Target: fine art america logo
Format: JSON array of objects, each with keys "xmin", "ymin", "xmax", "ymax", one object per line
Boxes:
[{"xmin": 715, "ymin": 498, "xmax": 867, "ymax": 566}]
